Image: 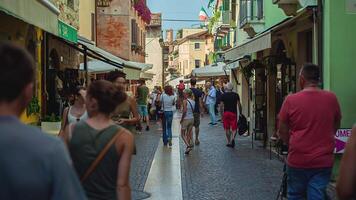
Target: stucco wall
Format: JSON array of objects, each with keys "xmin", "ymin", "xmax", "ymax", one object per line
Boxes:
[
  {"xmin": 146, "ymin": 29, "xmax": 163, "ymax": 89},
  {"xmin": 96, "ymin": 0, "xmax": 146, "ymax": 62},
  {"xmin": 79, "ymin": 0, "xmax": 95, "ymax": 40}
]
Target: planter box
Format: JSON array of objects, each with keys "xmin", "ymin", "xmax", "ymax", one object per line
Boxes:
[{"xmin": 41, "ymin": 121, "xmax": 61, "ymax": 135}]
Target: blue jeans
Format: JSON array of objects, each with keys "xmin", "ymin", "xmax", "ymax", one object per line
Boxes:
[
  {"xmin": 287, "ymin": 166, "xmax": 332, "ymax": 200},
  {"xmin": 162, "ymin": 111, "xmax": 173, "ymax": 144},
  {"xmin": 208, "ymin": 103, "xmax": 216, "ymax": 124}
]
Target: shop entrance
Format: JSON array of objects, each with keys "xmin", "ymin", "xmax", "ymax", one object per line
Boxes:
[
  {"xmin": 272, "ymin": 40, "xmax": 297, "ymax": 127},
  {"xmin": 46, "ymin": 49, "xmax": 61, "ymax": 116}
]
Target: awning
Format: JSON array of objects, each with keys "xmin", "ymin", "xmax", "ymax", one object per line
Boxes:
[
  {"xmin": 167, "ymin": 76, "xmax": 186, "ymax": 86},
  {"xmin": 224, "ymin": 32, "xmax": 271, "ymax": 61},
  {"xmin": 79, "ymin": 60, "xmax": 120, "ymax": 74},
  {"xmin": 0, "ymin": 0, "xmax": 59, "ymax": 35},
  {"xmin": 140, "ymin": 72, "xmax": 155, "ymax": 80},
  {"xmin": 192, "ymin": 62, "xmax": 230, "ymax": 78}
]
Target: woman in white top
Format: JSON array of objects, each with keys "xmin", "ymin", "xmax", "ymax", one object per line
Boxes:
[
  {"xmin": 159, "ymin": 85, "xmax": 176, "ymax": 147},
  {"xmin": 58, "ymin": 86, "xmax": 88, "ymax": 137},
  {"xmin": 180, "ymin": 89, "xmax": 195, "ymax": 154}
]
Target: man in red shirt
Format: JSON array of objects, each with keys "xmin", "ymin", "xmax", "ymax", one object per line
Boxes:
[{"xmin": 278, "ymin": 63, "xmax": 341, "ymax": 200}]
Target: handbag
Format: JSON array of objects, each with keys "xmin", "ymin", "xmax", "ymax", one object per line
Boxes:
[
  {"xmin": 237, "ymin": 114, "xmax": 248, "ymax": 136},
  {"xmin": 81, "ymin": 128, "xmax": 124, "ymax": 182}
]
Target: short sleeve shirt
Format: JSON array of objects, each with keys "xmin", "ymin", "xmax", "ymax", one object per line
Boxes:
[
  {"xmin": 0, "ymin": 116, "xmax": 87, "ymax": 200},
  {"xmin": 190, "ymin": 87, "xmax": 203, "ymax": 113},
  {"xmin": 221, "ymin": 92, "xmax": 240, "ymax": 114},
  {"xmin": 137, "ymin": 85, "xmax": 149, "ymax": 105},
  {"xmin": 279, "ymin": 89, "xmax": 341, "ymax": 168}
]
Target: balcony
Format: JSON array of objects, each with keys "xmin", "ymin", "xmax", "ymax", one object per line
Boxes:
[
  {"xmin": 239, "ymin": 0, "xmax": 265, "ymax": 37},
  {"xmin": 272, "ymin": 0, "xmax": 317, "ymax": 16}
]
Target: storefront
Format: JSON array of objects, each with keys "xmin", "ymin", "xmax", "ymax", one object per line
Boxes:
[{"xmin": 0, "ymin": 0, "xmax": 60, "ymax": 124}]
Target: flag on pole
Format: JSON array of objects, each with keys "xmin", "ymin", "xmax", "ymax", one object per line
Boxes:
[
  {"xmin": 199, "ymin": 7, "xmax": 209, "ymax": 21},
  {"xmin": 208, "ymin": 0, "xmax": 215, "ymax": 8}
]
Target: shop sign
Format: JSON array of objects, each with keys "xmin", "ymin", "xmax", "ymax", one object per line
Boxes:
[
  {"xmin": 334, "ymin": 128, "xmax": 352, "ymax": 154},
  {"xmin": 58, "ymin": 20, "xmax": 78, "ymax": 43}
]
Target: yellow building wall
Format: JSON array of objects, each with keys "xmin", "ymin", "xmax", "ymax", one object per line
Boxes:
[
  {"xmin": 0, "ymin": 12, "xmax": 43, "ymax": 124},
  {"xmin": 79, "ymin": 0, "xmax": 95, "ymax": 41},
  {"xmin": 19, "ymin": 28, "xmax": 43, "ymax": 125}
]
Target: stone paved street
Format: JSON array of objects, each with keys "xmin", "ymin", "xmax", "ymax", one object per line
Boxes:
[
  {"xmin": 130, "ymin": 114, "xmax": 286, "ymax": 200},
  {"xmin": 179, "ymin": 115, "xmax": 284, "ymax": 200},
  {"xmin": 130, "ymin": 123, "xmax": 161, "ymax": 200}
]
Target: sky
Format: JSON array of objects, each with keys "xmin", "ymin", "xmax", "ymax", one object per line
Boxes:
[{"xmin": 147, "ymin": 0, "xmax": 213, "ymax": 37}]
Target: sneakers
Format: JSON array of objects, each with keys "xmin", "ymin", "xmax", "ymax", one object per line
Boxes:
[{"xmin": 168, "ymin": 139, "xmax": 172, "ymax": 147}]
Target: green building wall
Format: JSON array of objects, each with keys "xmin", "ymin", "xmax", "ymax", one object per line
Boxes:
[
  {"xmin": 323, "ymin": 0, "xmax": 356, "ymax": 179},
  {"xmin": 263, "ymin": 0, "xmax": 287, "ymax": 29}
]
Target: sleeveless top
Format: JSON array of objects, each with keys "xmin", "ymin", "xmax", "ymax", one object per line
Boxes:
[
  {"xmin": 69, "ymin": 122, "xmax": 122, "ymax": 200},
  {"xmin": 185, "ymin": 99, "xmax": 195, "ymax": 120},
  {"xmin": 111, "ymin": 97, "xmax": 136, "ymax": 134},
  {"xmin": 68, "ymin": 106, "xmax": 88, "ymax": 124}
]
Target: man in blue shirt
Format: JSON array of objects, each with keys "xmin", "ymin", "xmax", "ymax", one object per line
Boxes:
[
  {"xmin": 0, "ymin": 42, "xmax": 87, "ymax": 200},
  {"xmin": 205, "ymin": 82, "xmax": 217, "ymax": 126}
]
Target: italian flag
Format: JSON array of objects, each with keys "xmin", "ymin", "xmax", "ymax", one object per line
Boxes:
[{"xmin": 199, "ymin": 7, "xmax": 209, "ymax": 21}]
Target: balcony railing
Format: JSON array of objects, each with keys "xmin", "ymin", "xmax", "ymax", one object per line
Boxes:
[{"xmin": 239, "ymin": 0, "xmax": 264, "ymax": 27}]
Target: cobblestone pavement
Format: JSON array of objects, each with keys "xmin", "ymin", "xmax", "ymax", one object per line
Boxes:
[
  {"xmin": 180, "ymin": 116, "xmax": 284, "ymax": 200},
  {"xmin": 130, "ymin": 122, "xmax": 161, "ymax": 200}
]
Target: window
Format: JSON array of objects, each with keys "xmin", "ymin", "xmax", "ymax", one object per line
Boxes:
[
  {"xmin": 67, "ymin": 0, "xmax": 74, "ymax": 9},
  {"xmin": 194, "ymin": 43, "xmax": 200, "ymax": 50},
  {"xmin": 91, "ymin": 13, "xmax": 96, "ymax": 41},
  {"xmin": 256, "ymin": 0, "xmax": 263, "ymax": 20},
  {"xmin": 195, "ymin": 60, "xmax": 201, "ymax": 68},
  {"xmin": 131, "ymin": 19, "xmax": 137, "ymax": 46}
]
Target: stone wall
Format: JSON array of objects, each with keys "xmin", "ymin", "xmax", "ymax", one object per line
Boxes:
[{"xmin": 50, "ymin": 0, "xmax": 79, "ymax": 29}]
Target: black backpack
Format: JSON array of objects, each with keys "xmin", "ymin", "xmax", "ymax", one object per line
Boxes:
[{"xmin": 238, "ymin": 114, "xmax": 248, "ymax": 136}]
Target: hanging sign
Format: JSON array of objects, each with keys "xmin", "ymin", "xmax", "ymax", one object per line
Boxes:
[{"xmin": 334, "ymin": 128, "xmax": 352, "ymax": 154}]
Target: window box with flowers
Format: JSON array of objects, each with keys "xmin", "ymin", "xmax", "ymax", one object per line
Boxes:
[{"xmin": 132, "ymin": 0, "xmax": 152, "ymax": 24}]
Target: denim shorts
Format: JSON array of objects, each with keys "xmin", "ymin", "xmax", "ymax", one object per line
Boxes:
[{"xmin": 137, "ymin": 105, "xmax": 148, "ymax": 117}]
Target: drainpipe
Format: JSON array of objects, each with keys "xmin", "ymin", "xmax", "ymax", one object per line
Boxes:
[{"xmin": 317, "ymin": 0, "xmax": 323, "ymax": 88}]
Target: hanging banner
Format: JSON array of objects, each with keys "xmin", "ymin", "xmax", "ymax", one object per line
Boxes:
[{"xmin": 334, "ymin": 128, "xmax": 352, "ymax": 154}]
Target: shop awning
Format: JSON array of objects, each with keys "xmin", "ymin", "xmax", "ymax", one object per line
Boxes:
[
  {"xmin": 79, "ymin": 60, "xmax": 120, "ymax": 74},
  {"xmin": 224, "ymin": 32, "xmax": 271, "ymax": 61},
  {"xmin": 78, "ymin": 37, "xmax": 153, "ymax": 80},
  {"xmin": 192, "ymin": 62, "xmax": 230, "ymax": 78},
  {"xmin": 140, "ymin": 72, "xmax": 155, "ymax": 80},
  {"xmin": 0, "ymin": 0, "xmax": 59, "ymax": 35}
]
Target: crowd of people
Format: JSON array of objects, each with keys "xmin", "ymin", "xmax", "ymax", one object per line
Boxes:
[{"xmin": 1, "ymin": 42, "xmax": 356, "ymax": 200}]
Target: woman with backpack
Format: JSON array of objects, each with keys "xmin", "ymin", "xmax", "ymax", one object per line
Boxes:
[{"xmin": 180, "ymin": 89, "xmax": 195, "ymax": 155}]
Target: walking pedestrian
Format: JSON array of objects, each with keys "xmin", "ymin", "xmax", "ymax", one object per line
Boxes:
[
  {"xmin": 190, "ymin": 78, "xmax": 203, "ymax": 145},
  {"xmin": 136, "ymin": 79, "xmax": 150, "ymax": 131},
  {"xmin": 59, "ymin": 86, "xmax": 88, "ymax": 138},
  {"xmin": 177, "ymin": 80, "xmax": 185, "ymax": 110},
  {"xmin": 108, "ymin": 70, "xmax": 140, "ymax": 135},
  {"xmin": 149, "ymin": 86, "xmax": 158, "ymax": 120},
  {"xmin": 0, "ymin": 42, "xmax": 87, "ymax": 200},
  {"xmin": 336, "ymin": 125, "xmax": 356, "ymax": 200},
  {"xmin": 216, "ymin": 83, "xmax": 224, "ymax": 122},
  {"xmin": 160, "ymin": 85, "xmax": 176, "ymax": 146},
  {"xmin": 278, "ymin": 63, "xmax": 341, "ymax": 200},
  {"xmin": 180, "ymin": 89, "xmax": 195, "ymax": 154},
  {"xmin": 221, "ymin": 82, "xmax": 241, "ymax": 148},
  {"xmin": 64, "ymin": 80, "xmax": 134, "ymax": 200},
  {"xmin": 205, "ymin": 82, "xmax": 217, "ymax": 126}
]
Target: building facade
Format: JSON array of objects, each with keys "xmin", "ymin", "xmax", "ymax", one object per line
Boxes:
[
  {"xmin": 96, "ymin": 0, "xmax": 150, "ymax": 63},
  {"xmin": 145, "ymin": 13, "xmax": 163, "ymax": 89}
]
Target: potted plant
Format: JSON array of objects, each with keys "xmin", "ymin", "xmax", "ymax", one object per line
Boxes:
[{"xmin": 41, "ymin": 113, "xmax": 62, "ymax": 135}]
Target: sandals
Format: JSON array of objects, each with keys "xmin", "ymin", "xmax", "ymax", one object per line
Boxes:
[{"xmin": 184, "ymin": 147, "xmax": 193, "ymax": 155}]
